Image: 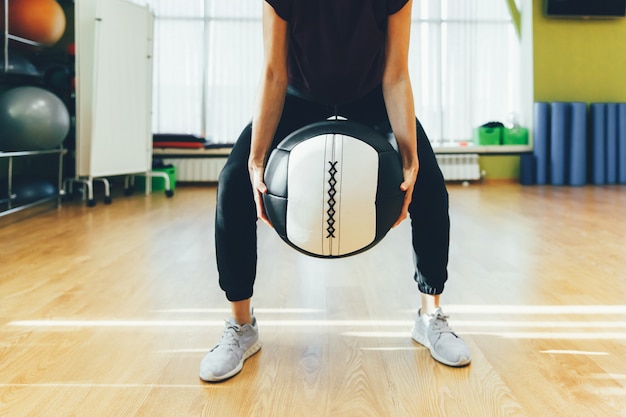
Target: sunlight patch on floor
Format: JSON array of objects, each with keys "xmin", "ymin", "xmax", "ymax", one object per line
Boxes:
[
  {"xmin": 460, "ymin": 331, "xmax": 626, "ymax": 340},
  {"xmin": 442, "ymin": 304, "xmax": 626, "ymax": 315},
  {"xmin": 7, "ymin": 304, "xmax": 626, "ymax": 342},
  {"xmin": 359, "ymin": 347, "xmax": 419, "ymax": 351},
  {"xmin": 540, "ymin": 350, "xmax": 609, "ymax": 356},
  {"xmin": 151, "ymin": 308, "xmax": 325, "ymax": 314},
  {"xmin": 0, "ymin": 383, "xmax": 203, "ymax": 389}
]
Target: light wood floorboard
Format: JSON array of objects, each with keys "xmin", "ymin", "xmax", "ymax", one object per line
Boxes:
[{"xmin": 1, "ymin": 182, "xmax": 625, "ymax": 416}]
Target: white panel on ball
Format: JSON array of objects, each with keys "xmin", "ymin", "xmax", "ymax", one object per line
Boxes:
[
  {"xmin": 331, "ymin": 134, "xmax": 377, "ymax": 256},
  {"xmin": 286, "ymin": 135, "xmax": 329, "ymax": 255},
  {"xmin": 285, "ymin": 133, "xmax": 378, "ymax": 257}
]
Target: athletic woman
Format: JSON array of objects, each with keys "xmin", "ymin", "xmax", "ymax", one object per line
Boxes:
[{"xmin": 200, "ymin": 0, "xmax": 471, "ymax": 382}]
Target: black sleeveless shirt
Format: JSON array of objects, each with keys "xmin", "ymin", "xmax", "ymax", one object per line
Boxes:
[{"xmin": 265, "ymin": 0, "xmax": 409, "ymax": 105}]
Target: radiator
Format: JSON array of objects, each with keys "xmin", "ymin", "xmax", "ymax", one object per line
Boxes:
[
  {"xmin": 164, "ymin": 153, "xmax": 482, "ymax": 183},
  {"xmin": 436, "ymin": 154, "xmax": 482, "ymax": 181},
  {"xmin": 162, "ymin": 158, "xmax": 227, "ymax": 182}
]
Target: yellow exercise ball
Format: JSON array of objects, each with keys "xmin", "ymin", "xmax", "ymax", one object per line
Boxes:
[{"xmin": 1, "ymin": 0, "xmax": 67, "ymax": 47}]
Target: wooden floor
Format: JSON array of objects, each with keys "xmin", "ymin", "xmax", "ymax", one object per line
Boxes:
[{"xmin": 1, "ymin": 182, "xmax": 626, "ymax": 417}]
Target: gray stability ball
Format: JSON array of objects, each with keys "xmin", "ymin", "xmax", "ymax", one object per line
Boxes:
[{"xmin": 0, "ymin": 86, "xmax": 70, "ymax": 151}]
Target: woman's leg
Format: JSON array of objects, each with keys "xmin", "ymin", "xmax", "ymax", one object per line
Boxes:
[
  {"xmin": 201, "ymin": 93, "xmax": 333, "ymax": 382},
  {"xmin": 315, "ymin": 87, "xmax": 467, "ymax": 366},
  {"xmin": 214, "ymin": 122, "xmax": 259, "ymax": 304},
  {"xmin": 339, "ymin": 87, "xmax": 450, "ymax": 295},
  {"xmin": 214, "ymin": 93, "xmax": 332, "ymax": 307},
  {"xmin": 408, "ymin": 119, "xmax": 471, "ymax": 367},
  {"xmin": 409, "ymin": 118, "xmax": 450, "ymax": 296}
]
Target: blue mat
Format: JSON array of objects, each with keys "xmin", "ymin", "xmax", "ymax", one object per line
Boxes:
[
  {"xmin": 533, "ymin": 102, "xmax": 550, "ymax": 185},
  {"xmin": 569, "ymin": 102, "xmax": 587, "ymax": 186},
  {"xmin": 606, "ymin": 104, "xmax": 618, "ymax": 184},
  {"xmin": 619, "ymin": 103, "xmax": 626, "ymax": 184},
  {"xmin": 550, "ymin": 102, "xmax": 569, "ymax": 185},
  {"xmin": 591, "ymin": 103, "xmax": 607, "ymax": 185}
]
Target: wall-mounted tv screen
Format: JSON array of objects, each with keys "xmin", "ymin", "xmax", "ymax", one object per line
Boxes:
[{"xmin": 545, "ymin": 0, "xmax": 626, "ymax": 18}]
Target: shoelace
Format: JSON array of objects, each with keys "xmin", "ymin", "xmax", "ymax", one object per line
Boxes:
[
  {"xmin": 212, "ymin": 321, "xmax": 242, "ymax": 351},
  {"xmin": 430, "ymin": 312, "xmax": 456, "ymax": 335}
]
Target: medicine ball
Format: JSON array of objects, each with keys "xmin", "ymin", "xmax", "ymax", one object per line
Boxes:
[{"xmin": 263, "ymin": 120, "xmax": 405, "ymax": 258}]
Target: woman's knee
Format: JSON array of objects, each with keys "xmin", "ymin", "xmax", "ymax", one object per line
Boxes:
[{"xmin": 217, "ymin": 160, "xmax": 252, "ymax": 204}]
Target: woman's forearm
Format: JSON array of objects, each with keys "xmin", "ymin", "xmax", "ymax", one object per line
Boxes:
[
  {"xmin": 383, "ymin": 75, "xmax": 419, "ymax": 169},
  {"xmin": 249, "ymin": 70, "xmax": 288, "ymax": 170}
]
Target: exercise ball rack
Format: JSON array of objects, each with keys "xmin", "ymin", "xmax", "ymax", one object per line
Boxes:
[{"xmin": 1, "ymin": 0, "xmax": 66, "ymax": 219}]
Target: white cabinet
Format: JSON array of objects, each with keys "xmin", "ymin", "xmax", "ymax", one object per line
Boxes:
[{"xmin": 69, "ymin": 0, "xmax": 154, "ymax": 206}]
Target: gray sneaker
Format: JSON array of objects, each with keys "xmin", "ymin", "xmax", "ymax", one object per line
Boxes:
[
  {"xmin": 412, "ymin": 307, "xmax": 471, "ymax": 367},
  {"xmin": 199, "ymin": 316, "xmax": 262, "ymax": 382}
]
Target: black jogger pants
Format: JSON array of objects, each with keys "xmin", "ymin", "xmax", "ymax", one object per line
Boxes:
[{"xmin": 215, "ymin": 85, "xmax": 450, "ymax": 301}]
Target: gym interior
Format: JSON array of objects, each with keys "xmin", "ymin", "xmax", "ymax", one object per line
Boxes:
[{"xmin": 1, "ymin": 1, "xmax": 625, "ymax": 416}]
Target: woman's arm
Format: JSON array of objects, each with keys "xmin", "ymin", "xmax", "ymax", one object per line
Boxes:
[
  {"xmin": 249, "ymin": 2, "xmax": 289, "ymax": 226},
  {"xmin": 382, "ymin": 0, "xmax": 419, "ymax": 227}
]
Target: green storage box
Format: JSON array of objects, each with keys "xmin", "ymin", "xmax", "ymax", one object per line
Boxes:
[
  {"xmin": 135, "ymin": 166, "xmax": 176, "ymax": 191},
  {"xmin": 473, "ymin": 126, "xmax": 502, "ymax": 145},
  {"xmin": 502, "ymin": 127, "xmax": 529, "ymax": 145}
]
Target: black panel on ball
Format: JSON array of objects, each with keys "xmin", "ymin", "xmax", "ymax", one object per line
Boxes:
[
  {"xmin": 277, "ymin": 120, "xmax": 399, "ymax": 154},
  {"xmin": 263, "ymin": 148, "xmax": 290, "ymax": 198},
  {"xmin": 263, "ymin": 193, "xmax": 288, "ymax": 238},
  {"xmin": 375, "ymin": 150, "xmax": 405, "ymax": 237}
]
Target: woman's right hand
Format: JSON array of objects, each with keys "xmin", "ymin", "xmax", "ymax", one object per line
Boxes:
[{"xmin": 249, "ymin": 163, "xmax": 273, "ymax": 227}]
